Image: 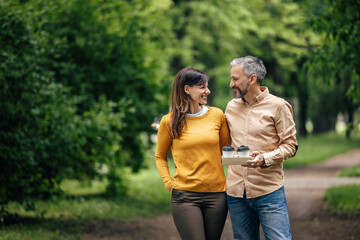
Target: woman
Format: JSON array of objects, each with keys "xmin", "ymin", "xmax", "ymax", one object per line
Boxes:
[{"xmin": 155, "ymin": 66, "xmax": 231, "ymax": 240}]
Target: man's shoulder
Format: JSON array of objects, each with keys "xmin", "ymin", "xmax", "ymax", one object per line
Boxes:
[
  {"xmin": 267, "ymin": 93, "xmax": 285, "ymax": 102},
  {"xmin": 266, "ymin": 93, "xmax": 293, "ymax": 112}
]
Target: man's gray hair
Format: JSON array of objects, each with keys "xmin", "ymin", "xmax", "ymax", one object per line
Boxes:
[{"xmin": 230, "ymin": 56, "xmax": 267, "ymax": 84}]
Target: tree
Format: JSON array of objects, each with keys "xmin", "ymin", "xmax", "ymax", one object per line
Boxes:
[
  {"xmin": 305, "ymin": 0, "xmax": 360, "ymax": 137},
  {"xmin": 0, "ymin": 0, "xmax": 174, "ymax": 211},
  {"xmin": 0, "ymin": 2, "xmax": 79, "ymax": 208},
  {"xmin": 24, "ymin": 0, "xmax": 174, "ymax": 170}
]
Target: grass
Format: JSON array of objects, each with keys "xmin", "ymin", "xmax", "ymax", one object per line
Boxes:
[
  {"xmin": 324, "ymin": 184, "xmax": 360, "ymax": 215},
  {"xmin": 337, "ymin": 165, "xmax": 360, "ymax": 177},
  {"xmin": 283, "ymin": 132, "xmax": 360, "ymax": 169},
  {"xmin": 1, "ymin": 131, "xmax": 359, "ymax": 239},
  {"xmin": 1, "ymin": 148, "xmax": 175, "ymax": 239},
  {"xmin": 330, "ymin": 161, "xmax": 360, "ymax": 216},
  {"xmin": 0, "ymin": 219, "xmax": 82, "ymax": 240}
]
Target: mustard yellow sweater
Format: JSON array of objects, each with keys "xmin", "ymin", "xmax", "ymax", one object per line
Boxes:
[{"xmin": 155, "ymin": 107, "xmax": 231, "ymax": 192}]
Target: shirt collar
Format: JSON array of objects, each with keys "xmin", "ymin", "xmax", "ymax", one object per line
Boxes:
[
  {"xmin": 239, "ymin": 86, "xmax": 269, "ymax": 105},
  {"xmin": 255, "ymin": 86, "xmax": 269, "ymax": 103}
]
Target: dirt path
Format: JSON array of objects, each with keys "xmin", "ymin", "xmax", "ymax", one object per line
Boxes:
[
  {"xmin": 82, "ymin": 149, "xmax": 360, "ymax": 240},
  {"xmin": 284, "ymin": 148, "xmax": 360, "ymax": 240}
]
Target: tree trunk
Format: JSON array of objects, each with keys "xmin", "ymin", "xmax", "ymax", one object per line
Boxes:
[
  {"xmin": 291, "ymin": 71, "xmax": 308, "ymax": 137},
  {"xmin": 345, "ymin": 98, "xmax": 354, "ymax": 139}
]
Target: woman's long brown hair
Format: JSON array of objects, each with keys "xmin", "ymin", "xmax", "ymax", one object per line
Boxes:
[{"xmin": 170, "ymin": 67, "xmax": 208, "ymax": 138}]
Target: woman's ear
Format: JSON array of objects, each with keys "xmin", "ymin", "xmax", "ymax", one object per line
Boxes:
[{"xmin": 184, "ymin": 85, "xmax": 190, "ymax": 94}]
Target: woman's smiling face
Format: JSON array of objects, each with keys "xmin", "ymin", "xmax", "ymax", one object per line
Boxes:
[{"xmin": 185, "ymin": 82, "xmax": 211, "ymax": 106}]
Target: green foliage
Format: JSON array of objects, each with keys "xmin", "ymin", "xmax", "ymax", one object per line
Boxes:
[
  {"xmin": 337, "ymin": 165, "xmax": 360, "ymax": 177},
  {"xmin": 0, "ymin": 2, "xmax": 70, "ymax": 207},
  {"xmin": 22, "ymin": 0, "xmax": 173, "ymax": 171},
  {"xmin": 324, "ymin": 184, "xmax": 360, "ymax": 215},
  {"xmin": 68, "ymin": 97, "xmax": 131, "ymax": 196},
  {"xmin": 306, "ymin": 0, "xmax": 360, "ymax": 99},
  {"xmin": 301, "ymin": 0, "xmax": 360, "ymax": 136},
  {"xmin": 1, "ymin": 0, "xmax": 164, "ymax": 209}
]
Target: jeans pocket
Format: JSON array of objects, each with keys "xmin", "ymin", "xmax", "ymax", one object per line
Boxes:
[{"xmin": 171, "ymin": 188, "xmax": 183, "ymax": 203}]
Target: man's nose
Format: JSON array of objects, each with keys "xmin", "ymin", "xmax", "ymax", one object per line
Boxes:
[{"xmin": 229, "ymin": 80, "xmax": 234, "ymax": 88}]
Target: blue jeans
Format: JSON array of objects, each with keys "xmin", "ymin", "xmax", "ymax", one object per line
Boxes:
[{"xmin": 227, "ymin": 186, "xmax": 291, "ymax": 240}]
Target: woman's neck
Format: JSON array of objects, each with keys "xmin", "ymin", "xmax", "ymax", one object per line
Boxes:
[{"xmin": 189, "ymin": 103, "xmax": 202, "ymax": 114}]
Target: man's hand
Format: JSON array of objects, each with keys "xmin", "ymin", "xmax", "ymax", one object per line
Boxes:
[{"xmin": 246, "ymin": 151, "xmax": 265, "ymax": 168}]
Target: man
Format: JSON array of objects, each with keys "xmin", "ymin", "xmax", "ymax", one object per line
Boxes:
[{"xmin": 225, "ymin": 56, "xmax": 298, "ymax": 240}]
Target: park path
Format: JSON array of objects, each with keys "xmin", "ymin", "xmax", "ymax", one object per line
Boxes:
[{"xmin": 82, "ymin": 149, "xmax": 360, "ymax": 240}]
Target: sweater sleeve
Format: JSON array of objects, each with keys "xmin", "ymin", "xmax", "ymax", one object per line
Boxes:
[
  {"xmin": 219, "ymin": 111, "xmax": 231, "ymax": 151},
  {"xmin": 155, "ymin": 115, "xmax": 174, "ymax": 191}
]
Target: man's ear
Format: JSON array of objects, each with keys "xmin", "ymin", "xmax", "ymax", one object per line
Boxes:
[
  {"xmin": 184, "ymin": 85, "xmax": 190, "ymax": 94},
  {"xmin": 249, "ymin": 74, "xmax": 258, "ymax": 85}
]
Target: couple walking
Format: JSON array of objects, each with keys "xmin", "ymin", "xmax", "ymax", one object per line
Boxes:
[{"xmin": 155, "ymin": 56, "xmax": 298, "ymax": 240}]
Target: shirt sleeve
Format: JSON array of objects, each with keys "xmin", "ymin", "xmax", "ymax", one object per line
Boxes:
[
  {"xmin": 262, "ymin": 101, "xmax": 298, "ymax": 166},
  {"xmin": 155, "ymin": 116, "xmax": 174, "ymax": 191}
]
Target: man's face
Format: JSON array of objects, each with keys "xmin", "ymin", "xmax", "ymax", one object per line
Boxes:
[{"xmin": 230, "ymin": 65, "xmax": 250, "ymax": 98}]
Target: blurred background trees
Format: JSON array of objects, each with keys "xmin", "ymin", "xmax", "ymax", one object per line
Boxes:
[
  {"xmin": 303, "ymin": 0, "xmax": 360, "ymax": 137},
  {"xmin": 1, "ymin": 0, "xmax": 359, "ymax": 209}
]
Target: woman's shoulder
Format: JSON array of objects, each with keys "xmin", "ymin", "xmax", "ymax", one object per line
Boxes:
[
  {"xmin": 206, "ymin": 107, "xmax": 226, "ymax": 122},
  {"xmin": 207, "ymin": 106, "xmax": 225, "ymax": 115},
  {"xmin": 161, "ymin": 112, "xmax": 172, "ymax": 123}
]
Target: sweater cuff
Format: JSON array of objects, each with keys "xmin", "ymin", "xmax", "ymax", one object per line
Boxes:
[{"xmin": 165, "ymin": 181, "xmax": 175, "ymax": 192}]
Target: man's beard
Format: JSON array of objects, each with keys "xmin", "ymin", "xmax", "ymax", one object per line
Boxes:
[{"xmin": 233, "ymin": 86, "xmax": 249, "ymax": 99}]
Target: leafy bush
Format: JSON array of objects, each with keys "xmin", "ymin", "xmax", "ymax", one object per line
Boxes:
[
  {"xmin": 23, "ymin": 0, "xmax": 171, "ymax": 172},
  {"xmin": 0, "ymin": 1, "xmax": 65, "ymax": 208},
  {"xmin": 0, "ymin": 1, "xmax": 138, "ymax": 212},
  {"xmin": 69, "ymin": 97, "xmax": 130, "ymax": 196}
]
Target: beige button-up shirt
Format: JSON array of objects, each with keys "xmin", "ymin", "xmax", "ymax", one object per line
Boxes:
[{"xmin": 225, "ymin": 87, "xmax": 298, "ymax": 198}]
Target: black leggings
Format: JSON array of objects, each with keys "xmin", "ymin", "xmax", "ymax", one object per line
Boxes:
[{"xmin": 171, "ymin": 189, "xmax": 228, "ymax": 240}]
